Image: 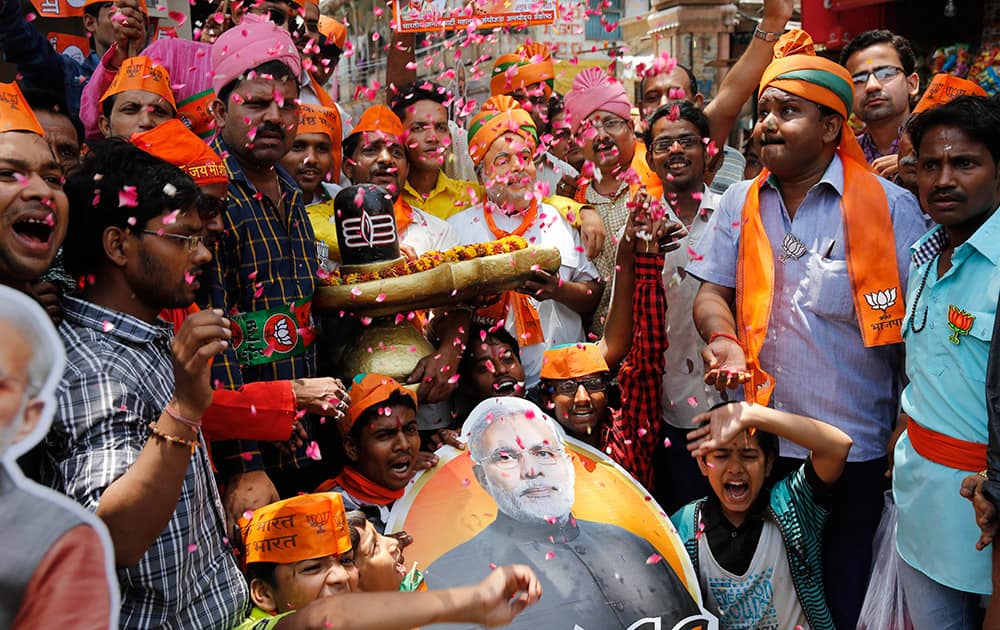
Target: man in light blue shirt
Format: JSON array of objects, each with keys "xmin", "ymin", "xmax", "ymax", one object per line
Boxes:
[
  {"xmin": 893, "ymin": 96, "xmax": 1000, "ymax": 628},
  {"xmin": 687, "ymin": 45, "xmax": 930, "ymax": 629}
]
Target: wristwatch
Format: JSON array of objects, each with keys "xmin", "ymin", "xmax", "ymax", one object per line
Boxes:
[{"xmin": 753, "ymin": 25, "xmax": 783, "ymax": 42}]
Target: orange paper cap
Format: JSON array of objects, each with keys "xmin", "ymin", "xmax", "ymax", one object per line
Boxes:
[
  {"xmin": 0, "ymin": 82, "xmax": 45, "ymax": 136},
  {"xmin": 913, "ymin": 74, "xmax": 988, "ymax": 114},
  {"xmin": 319, "ymin": 16, "xmax": 347, "ymax": 49},
  {"xmin": 341, "ymin": 373, "xmax": 418, "ymax": 436},
  {"xmin": 298, "ymin": 103, "xmax": 343, "ymax": 179},
  {"xmin": 540, "ymin": 343, "xmax": 609, "ymax": 380},
  {"xmin": 130, "ymin": 119, "xmax": 228, "ymax": 185},
  {"xmin": 84, "ymin": 0, "xmax": 148, "ymax": 13},
  {"xmin": 241, "ymin": 493, "xmax": 352, "ymax": 565},
  {"xmin": 101, "ymin": 56, "xmax": 177, "ymax": 110},
  {"xmin": 349, "ymin": 104, "xmax": 404, "ymax": 141}
]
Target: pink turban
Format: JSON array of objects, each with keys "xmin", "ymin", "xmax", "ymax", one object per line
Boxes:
[
  {"xmin": 564, "ymin": 67, "xmax": 632, "ymax": 134},
  {"xmin": 210, "ymin": 13, "xmax": 302, "ymax": 96}
]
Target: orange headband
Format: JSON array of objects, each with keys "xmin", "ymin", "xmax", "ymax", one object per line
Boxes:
[
  {"xmin": 298, "ymin": 103, "xmax": 343, "ymax": 182},
  {"xmin": 241, "ymin": 493, "xmax": 352, "ymax": 565},
  {"xmin": 0, "ymin": 82, "xmax": 45, "ymax": 136},
  {"xmin": 130, "ymin": 119, "xmax": 228, "ymax": 185},
  {"xmin": 340, "ymin": 373, "xmax": 418, "ymax": 437},
  {"xmin": 101, "ymin": 56, "xmax": 177, "ymax": 110},
  {"xmin": 913, "ymin": 74, "xmax": 987, "ymax": 114},
  {"xmin": 540, "ymin": 343, "xmax": 609, "ymax": 380},
  {"xmin": 350, "ymin": 104, "xmax": 404, "ymax": 140}
]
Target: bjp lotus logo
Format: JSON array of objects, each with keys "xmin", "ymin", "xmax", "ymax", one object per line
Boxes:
[
  {"xmin": 864, "ymin": 288, "xmax": 897, "ymax": 319},
  {"xmin": 947, "ymin": 305, "xmax": 975, "ymax": 344}
]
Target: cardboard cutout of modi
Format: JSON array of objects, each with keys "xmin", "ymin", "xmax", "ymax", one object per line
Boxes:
[
  {"xmin": 0, "ymin": 286, "xmax": 120, "ymax": 627},
  {"xmin": 387, "ymin": 397, "xmax": 718, "ymax": 630}
]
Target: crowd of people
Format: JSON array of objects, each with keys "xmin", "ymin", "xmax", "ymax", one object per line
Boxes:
[{"xmin": 2, "ymin": 0, "xmax": 1000, "ymax": 626}]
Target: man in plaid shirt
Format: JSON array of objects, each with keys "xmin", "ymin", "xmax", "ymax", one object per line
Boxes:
[{"xmin": 42, "ymin": 141, "xmax": 247, "ymax": 628}]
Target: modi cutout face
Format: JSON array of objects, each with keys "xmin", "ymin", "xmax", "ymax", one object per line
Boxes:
[
  {"xmin": 475, "ymin": 412, "xmax": 575, "ymax": 525},
  {"xmin": 0, "ymin": 319, "xmax": 42, "ymax": 459}
]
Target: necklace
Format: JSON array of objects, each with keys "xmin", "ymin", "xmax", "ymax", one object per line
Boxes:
[{"xmin": 908, "ymin": 252, "xmax": 937, "ymax": 334}]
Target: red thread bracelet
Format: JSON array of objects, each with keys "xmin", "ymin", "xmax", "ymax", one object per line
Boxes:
[{"xmin": 709, "ymin": 332, "xmax": 742, "ymax": 348}]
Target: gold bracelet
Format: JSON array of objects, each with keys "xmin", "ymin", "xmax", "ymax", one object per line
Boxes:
[{"xmin": 148, "ymin": 422, "xmax": 200, "ymax": 455}]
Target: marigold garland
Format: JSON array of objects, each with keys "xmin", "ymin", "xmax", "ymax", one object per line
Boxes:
[{"xmin": 324, "ymin": 236, "xmax": 528, "ymax": 286}]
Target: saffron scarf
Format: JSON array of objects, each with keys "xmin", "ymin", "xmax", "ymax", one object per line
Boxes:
[
  {"xmin": 479, "ymin": 200, "xmax": 545, "ymax": 347},
  {"xmin": 394, "ymin": 197, "xmax": 413, "ymax": 236},
  {"xmin": 319, "ymin": 465, "xmax": 404, "ymax": 505},
  {"xmin": 737, "ymin": 47, "xmax": 904, "ymax": 405}
]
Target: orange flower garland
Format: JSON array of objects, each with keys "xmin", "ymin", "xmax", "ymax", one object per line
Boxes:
[{"xmin": 324, "ymin": 236, "xmax": 529, "ymax": 286}]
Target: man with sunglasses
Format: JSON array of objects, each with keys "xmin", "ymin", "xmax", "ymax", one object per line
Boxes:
[{"xmin": 841, "ymin": 30, "xmax": 921, "ymax": 175}]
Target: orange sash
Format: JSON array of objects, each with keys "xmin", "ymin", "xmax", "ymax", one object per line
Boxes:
[
  {"xmin": 309, "ymin": 72, "xmax": 338, "ymax": 109},
  {"xmin": 907, "ymin": 418, "xmax": 987, "ymax": 472},
  {"xmin": 736, "ymin": 157, "xmax": 903, "ymax": 406},
  {"xmin": 318, "ymin": 465, "xmax": 404, "ymax": 505},
  {"xmin": 394, "ymin": 197, "xmax": 413, "ymax": 235},
  {"xmin": 479, "ymin": 201, "xmax": 544, "ymax": 347}
]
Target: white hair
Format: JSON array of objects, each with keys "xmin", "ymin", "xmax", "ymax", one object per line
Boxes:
[
  {"xmin": 462, "ymin": 397, "xmax": 567, "ymax": 465},
  {"xmin": 0, "ymin": 286, "xmax": 65, "ymax": 459}
]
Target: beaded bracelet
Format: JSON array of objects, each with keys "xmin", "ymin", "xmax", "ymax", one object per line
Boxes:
[
  {"xmin": 148, "ymin": 422, "xmax": 200, "ymax": 455},
  {"xmin": 709, "ymin": 332, "xmax": 742, "ymax": 348},
  {"xmin": 164, "ymin": 402, "xmax": 202, "ymax": 432}
]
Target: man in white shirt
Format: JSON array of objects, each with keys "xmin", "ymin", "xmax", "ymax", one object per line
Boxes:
[{"xmin": 448, "ymin": 96, "xmax": 602, "ymax": 386}]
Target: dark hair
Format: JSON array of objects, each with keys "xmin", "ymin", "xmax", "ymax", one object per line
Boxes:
[
  {"xmin": 755, "ymin": 430, "xmax": 780, "ymax": 462},
  {"xmin": 20, "ymin": 86, "xmax": 84, "ymax": 146},
  {"xmin": 346, "ymin": 510, "xmax": 367, "ymax": 550},
  {"xmin": 389, "ymin": 81, "xmax": 451, "ymax": 122},
  {"xmin": 347, "ymin": 390, "xmax": 418, "ymax": 443},
  {"xmin": 342, "ymin": 132, "xmax": 362, "ymax": 163},
  {"xmin": 101, "ymin": 93, "xmax": 117, "ymax": 120},
  {"xmin": 840, "ymin": 29, "xmax": 916, "ymax": 75},
  {"xmin": 217, "ymin": 60, "xmax": 299, "ymax": 107},
  {"xmin": 640, "ymin": 64, "xmax": 699, "ymax": 102},
  {"xmin": 547, "ymin": 93, "xmax": 565, "ymax": 121},
  {"xmin": 245, "ymin": 562, "xmax": 277, "ymax": 588},
  {"xmin": 62, "ymin": 139, "xmax": 200, "ymax": 277},
  {"xmin": 83, "ymin": 1, "xmax": 111, "ymax": 19},
  {"xmin": 642, "ymin": 100, "xmax": 710, "ymax": 147},
  {"xmin": 907, "ymin": 95, "xmax": 1000, "ymax": 164},
  {"xmin": 458, "ymin": 322, "xmax": 522, "ymax": 383}
]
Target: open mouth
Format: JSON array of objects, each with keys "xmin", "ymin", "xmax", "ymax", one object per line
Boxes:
[
  {"xmin": 723, "ymin": 480, "xmax": 750, "ymax": 503},
  {"xmin": 667, "ymin": 158, "xmax": 691, "ymax": 172},
  {"xmin": 569, "ymin": 406, "xmax": 594, "ymax": 418},
  {"xmin": 493, "ymin": 378, "xmax": 521, "ymax": 396},
  {"xmin": 394, "ymin": 551, "xmax": 408, "ymax": 578},
  {"xmin": 389, "ymin": 457, "xmax": 412, "ymax": 478},
  {"xmin": 12, "ymin": 214, "xmax": 55, "ymax": 248}
]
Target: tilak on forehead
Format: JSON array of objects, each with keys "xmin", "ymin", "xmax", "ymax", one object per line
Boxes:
[{"xmin": 338, "ymin": 373, "xmax": 418, "ymax": 437}]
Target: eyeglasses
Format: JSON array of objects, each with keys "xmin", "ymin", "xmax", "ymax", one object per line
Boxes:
[
  {"xmin": 650, "ymin": 135, "xmax": 702, "ymax": 154},
  {"xmin": 551, "ymin": 376, "xmax": 606, "ymax": 397},
  {"xmin": 141, "ymin": 229, "xmax": 208, "ymax": 251},
  {"xmin": 850, "ymin": 66, "xmax": 904, "ymax": 86},
  {"xmin": 580, "ymin": 118, "xmax": 629, "ymax": 135}
]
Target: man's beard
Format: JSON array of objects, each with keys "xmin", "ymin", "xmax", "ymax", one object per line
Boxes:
[{"xmin": 486, "ymin": 464, "xmax": 575, "ymax": 524}]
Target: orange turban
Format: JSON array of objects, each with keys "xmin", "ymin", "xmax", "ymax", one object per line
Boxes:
[
  {"xmin": 540, "ymin": 343, "xmax": 609, "ymax": 380},
  {"xmin": 101, "ymin": 56, "xmax": 177, "ymax": 111},
  {"xmin": 350, "ymin": 105, "xmax": 404, "ymax": 141},
  {"xmin": 490, "ymin": 42, "xmax": 555, "ymax": 98},
  {"xmin": 319, "ymin": 16, "xmax": 347, "ymax": 49},
  {"xmin": 759, "ymin": 29, "xmax": 864, "ymax": 166},
  {"xmin": 0, "ymin": 82, "xmax": 45, "ymax": 136},
  {"xmin": 241, "ymin": 493, "xmax": 352, "ymax": 565},
  {"xmin": 130, "ymin": 119, "xmax": 228, "ymax": 185},
  {"xmin": 298, "ymin": 103, "xmax": 343, "ymax": 181},
  {"xmin": 467, "ymin": 95, "xmax": 538, "ymax": 167},
  {"xmin": 913, "ymin": 74, "xmax": 987, "ymax": 114},
  {"xmin": 341, "ymin": 373, "xmax": 417, "ymax": 437}
]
